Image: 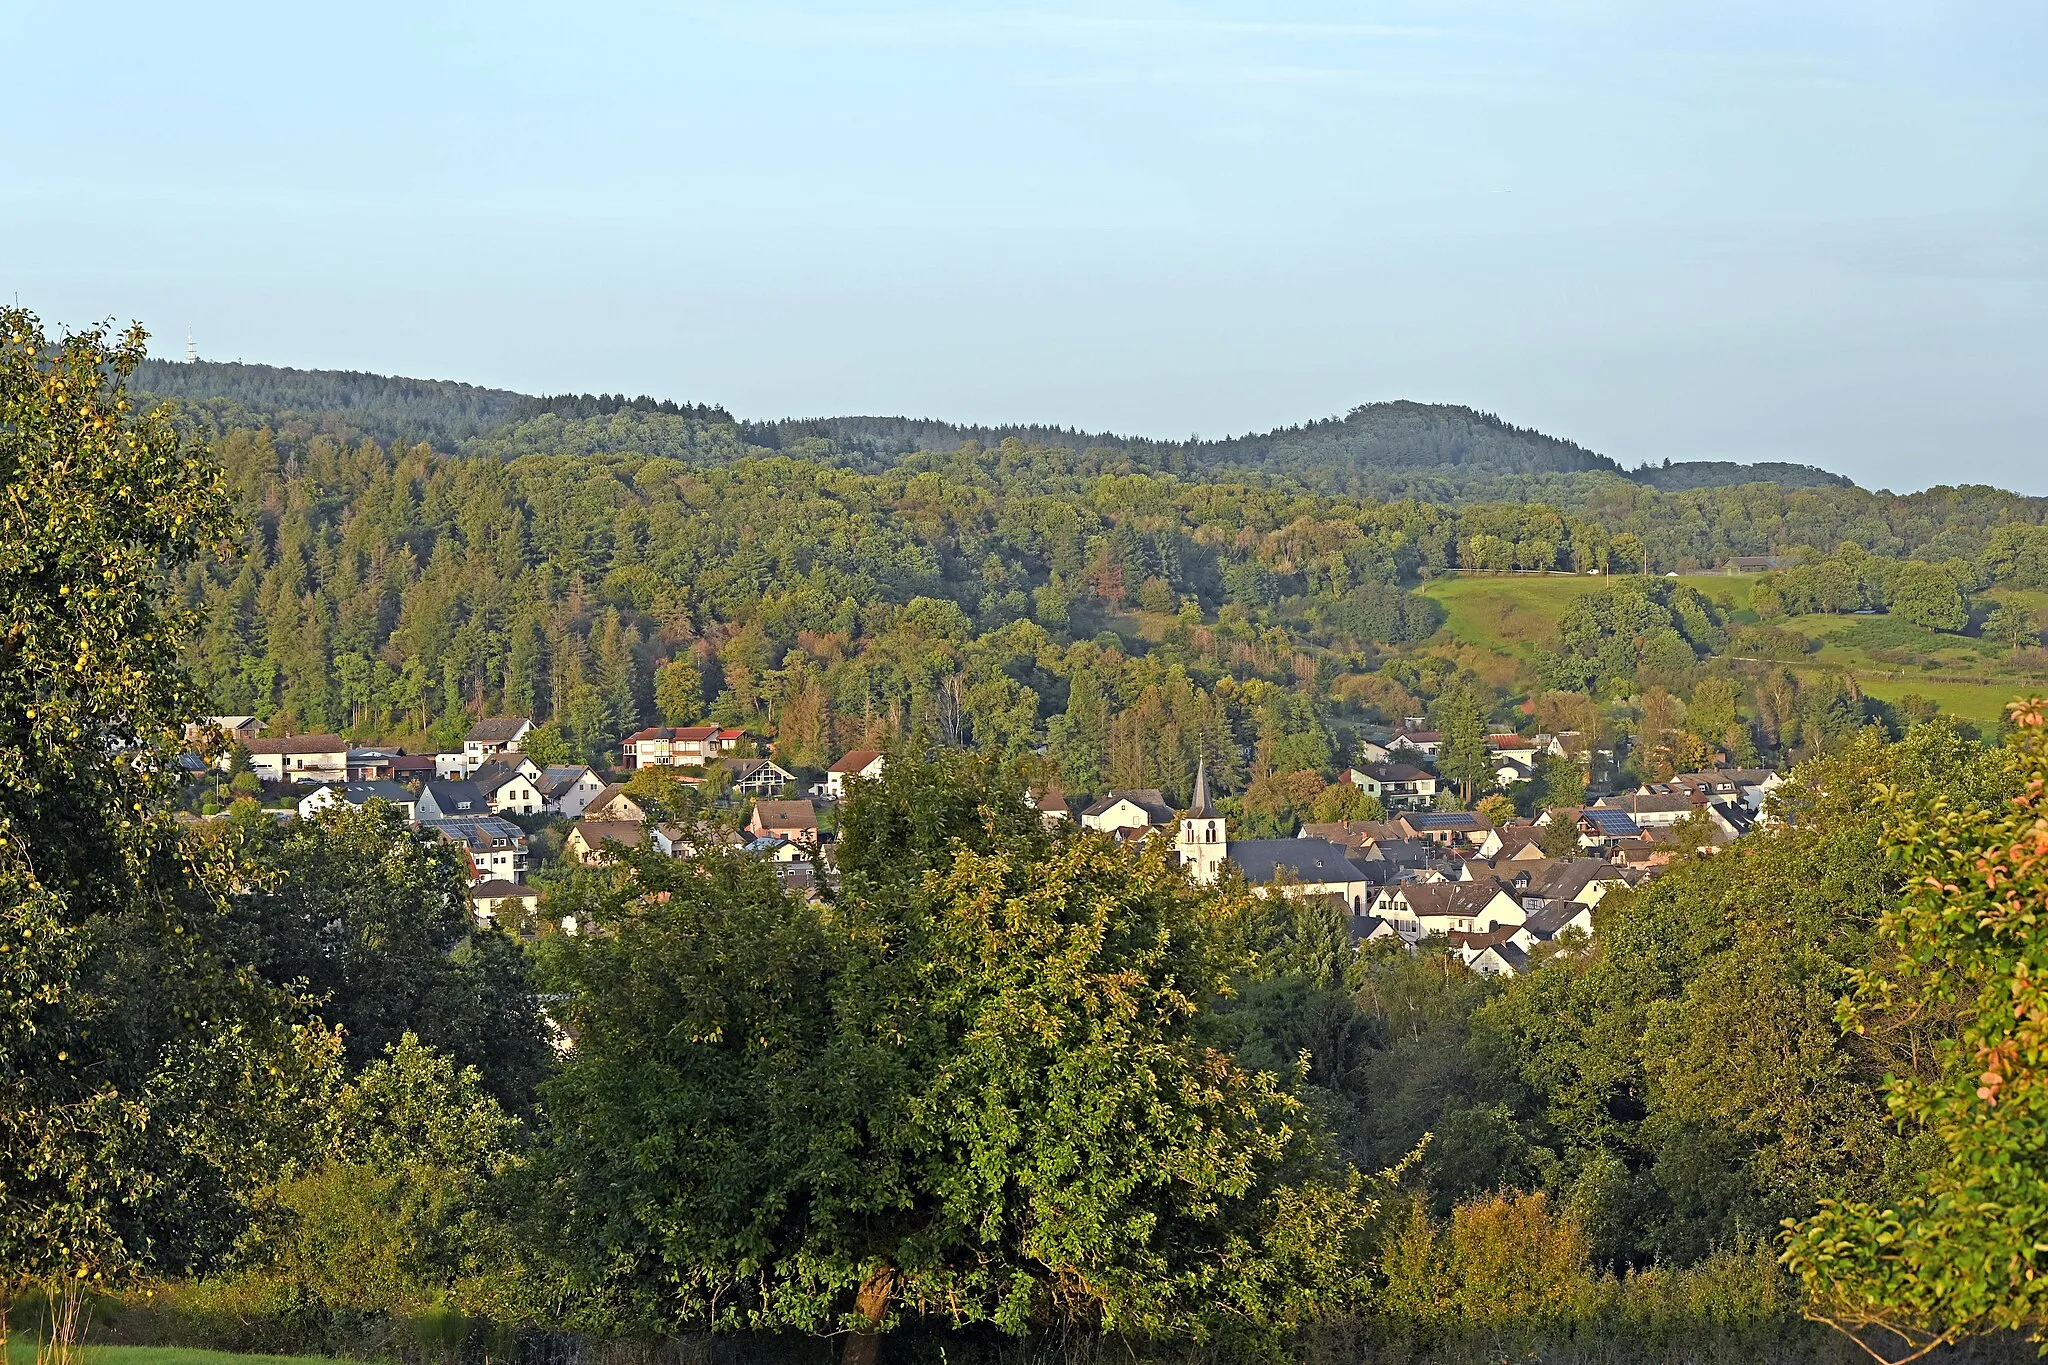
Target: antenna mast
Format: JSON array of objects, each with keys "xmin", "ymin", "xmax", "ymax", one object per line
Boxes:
[{"xmin": 186, "ymin": 328, "xmax": 197, "ymax": 363}]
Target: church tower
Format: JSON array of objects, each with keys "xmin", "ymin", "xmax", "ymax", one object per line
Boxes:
[{"xmin": 1176, "ymin": 757, "xmax": 1228, "ymax": 885}]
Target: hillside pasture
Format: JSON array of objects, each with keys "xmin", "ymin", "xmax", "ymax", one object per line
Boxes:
[{"xmin": 1421, "ymin": 572, "xmax": 1753, "ymax": 660}]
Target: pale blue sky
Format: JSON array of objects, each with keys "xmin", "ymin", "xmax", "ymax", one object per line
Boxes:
[{"xmin": 5, "ymin": 2, "xmax": 2043, "ymax": 490}]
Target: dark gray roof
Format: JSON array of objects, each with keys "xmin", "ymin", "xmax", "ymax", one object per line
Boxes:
[
  {"xmin": 1226, "ymin": 838, "xmax": 1367, "ymax": 886},
  {"xmin": 1523, "ymin": 901, "xmax": 1594, "ymax": 940},
  {"xmin": 1365, "ymin": 838, "xmax": 1434, "ymax": 867},
  {"xmin": 1481, "ymin": 941, "xmax": 1530, "ymax": 972},
  {"xmin": 342, "ymin": 780, "xmax": 414, "ymax": 805},
  {"xmin": 536, "ymin": 765, "xmax": 593, "ymax": 797},
  {"xmin": 465, "ymin": 717, "xmax": 531, "ymax": 744},
  {"xmin": 1356, "ymin": 762, "xmax": 1432, "ymax": 782},
  {"xmin": 1081, "ymin": 789, "xmax": 1175, "ymax": 823},
  {"xmin": 1348, "ymin": 914, "xmax": 1391, "ymax": 943},
  {"xmin": 469, "ymin": 759, "xmax": 530, "ymax": 796},
  {"xmin": 422, "ymin": 779, "xmax": 487, "ymax": 814}
]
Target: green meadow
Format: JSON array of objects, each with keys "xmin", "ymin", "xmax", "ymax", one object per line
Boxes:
[{"xmin": 4, "ymin": 1348, "xmax": 346, "ymax": 1365}]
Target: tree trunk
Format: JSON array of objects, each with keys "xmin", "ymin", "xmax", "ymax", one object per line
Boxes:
[{"xmin": 840, "ymin": 1265, "xmax": 897, "ymax": 1365}]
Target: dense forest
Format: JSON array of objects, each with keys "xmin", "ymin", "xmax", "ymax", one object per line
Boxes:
[
  {"xmin": 146, "ymin": 357, "xmax": 2048, "ymax": 815},
  {"xmin": 137, "ymin": 358, "xmax": 1879, "ymax": 500}
]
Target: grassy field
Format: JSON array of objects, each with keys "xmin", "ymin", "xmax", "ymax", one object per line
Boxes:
[
  {"xmin": 1852, "ymin": 676, "xmax": 2037, "ymax": 728},
  {"xmin": 3, "ymin": 1348, "xmax": 347, "ymax": 1365},
  {"xmin": 1421, "ymin": 572, "xmax": 1754, "ymax": 657}
]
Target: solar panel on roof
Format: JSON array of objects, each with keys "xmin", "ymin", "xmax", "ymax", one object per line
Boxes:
[{"xmin": 1582, "ymin": 809, "xmax": 1641, "ymax": 836}]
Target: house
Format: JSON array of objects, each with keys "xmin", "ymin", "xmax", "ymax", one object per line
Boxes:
[
  {"xmin": 536, "ymin": 765, "xmax": 607, "ymax": 818},
  {"xmin": 1572, "ymin": 807, "xmax": 1641, "ymax": 847},
  {"xmin": 296, "ymin": 780, "xmax": 418, "ymax": 823},
  {"xmin": 1492, "ymin": 756, "xmax": 1536, "ymax": 788},
  {"xmin": 1225, "ymin": 838, "xmax": 1378, "ymax": 913},
  {"xmin": 1521, "ymin": 859, "xmax": 1634, "ymax": 915},
  {"xmin": 623, "ymin": 724, "xmax": 752, "ymax": 769},
  {"xmin": 462, "ymin": 718, "xmax": 533, "ymax": 772},
  {"xmin": 1706, "ymin": 799, "xmax": 1757, "ymax": 840},
  {"xmin": 1487, "ymin": 734, "xmax": 1544, "ymax": 768},
  {"xmin": 1080, "ymin": 789, "xmax": 1177, "ymax": 837},
  {"xmin": 1344, "ymin": 762, "xmax": 1439, "ymax": 811},
  {"xmin": 583, "ymin": 785, "xmax": 647, "ymax": 824},
  {"xmin": 825, "ymin": 750, "xmax": 886, "ymax": 798},
  {"xmin": 1477, "ymin": 825, "xmax": 1549, "ymax": 861},
  {"xmin": 1724, "ymin": 555, "xmax": 1792, "ymax": 573},
  {"xmin": 1455, "ymin": 927, "xmax": 1532, "ymax": 977},
  {"xmin": 1350, "ymin": 913, "xmax": 1403, "ymax": 946},
  {"xmin": 1352, "ymin": 837, "xmax": 1436, "ymax": 880},
  {"xmin": 1595, "ymin": 790, "xmax": 1699, "ymax": 829},
  {"xmin": 1670, "ymin": 768, "xmax": 1784, "ymax": 812},
  {"xmin": 1608, "ymin": 836, "xmax": 1677, "ymax": 871},
  {"xmin": 1388, "ymin": 728, "xmax": 1443, "ymax": 762},
  {"xmin": 345, "ymin": 748, "xmax": 400, "ymax": 781},
  {"xmin": 388, "ymin": 753, "xmax": 438, "ymax": 783},
  {"xmin": 745, "ymin": 834, "xmax": 811, "ymax": 865},
  {"xmin": 1030, "ymin": 788, "xmax": 1072, "ymax": 825},
  {"xmin": 1371, "ymin": 880, "xmax": 1526, "ymax": 943},
  {"xmin": 1520, "ymin": 898, "xmax": 1596, "ymax": 945},
  {"xmin": 423, "ymin": 815, "xmax": 530, "ymax": 884},
  {"xmin": 1398, "ymin": 811, "xmax": 1493, "ymax": 847},
  {"xmin": 722, "ymin": 755, "xmax": 795, "ymax": 797},
  {"xmin": 245, "ymin": 734, "xmax": 349, "ymax": 785},
  {"xmin": 1300, "ymin": 819, "xmax": 1408, "ymax": 851},
  {"xmin": 1355, "ymin": 734, "xmax": 1397, "ymax": 765},
  {"xmin": 565, "ymin": 819, "xmax": 648, "ymax": 866},
  {"xmin": 435, "ymin": 752, "xmax": 472, "ymax": 781},
  {"xmin": 749, "ymin": 799, "xmax": 819, "ymax": 847},
  {"xmin": 470, "ymin": 758, "xmax": 547, "ymax": 817},
  {"xmin": 416, "ymin": 780, "xmax": 490, "ymax": 822},
  {"xmin": 470, "ymin": 879, "xmax": 541, "ymax": 925},
  {"xmin": 186, "ymin": 715, "xmax": 264, "ymax": 760},
  {"xmin": 650, "ymin": 823, "xmax": 746, "ymax": 859}
]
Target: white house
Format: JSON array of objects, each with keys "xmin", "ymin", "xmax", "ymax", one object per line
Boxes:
[
  {"xmin": 537, "ymin": 765, "xmax": 607, "ymax": 819},
  {"xmin": 423, "ymin": 815, "xmax": 530, "ymax": 885},
  {"xmin": 1345, "ymin": 762, "xmax": 1439, "ymax": 812},
  {"xmin": 416, "ymin": 780, "xmax": 490, "ymax": 822},
  {"xmin": 296, "ymin": 780, "xmax": 418, "ymax": 823},
  {"xmin": 461, "ymin": 717, "xmax": 533, "ymax": 773},
  {"xmin": 824, "ymin": 749, "xmax": 886, "ymax": 798},
  {"xmin": 245, "ymin": 735, "xmax": 349, "ymax": 785},
  {"xmin": 1371, "ymin": 880, "xmax": 1526, "ymax": 943},
  {"xmin": 1079, "ymin": 789, "xmax": 1177, "ymax": 837},
  {"xmin": 470, "ymin": 757, "xmax": 547, "ymax": 817}
]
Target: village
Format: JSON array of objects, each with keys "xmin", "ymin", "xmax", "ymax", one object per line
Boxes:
[{"xmin": 181, "ymin": 713, "xmax": 1784, "ymax": 978}]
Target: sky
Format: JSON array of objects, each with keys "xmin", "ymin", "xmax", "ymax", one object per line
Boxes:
[{"xmin": 3, "ymin": 1, "xmax": 2044, "ymax": 491}]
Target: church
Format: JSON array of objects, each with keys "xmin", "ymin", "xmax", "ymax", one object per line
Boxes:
[{"xmin": 1172, "ymin": 760, "xmax": 1381, "ymax": 914}]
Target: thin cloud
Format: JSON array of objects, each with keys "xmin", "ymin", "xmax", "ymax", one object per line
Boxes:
[{"xmin": 703, "ymin": 8, "xmax": 1479, "ymax": 45}]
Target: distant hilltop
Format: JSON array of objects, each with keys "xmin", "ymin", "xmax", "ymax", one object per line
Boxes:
[{"xmin": 133, "ymin": 358, "xmax": 1857, "ymax": 500}]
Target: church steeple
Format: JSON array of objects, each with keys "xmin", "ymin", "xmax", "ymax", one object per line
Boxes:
[
  {"xmin": 1176, "ymin": 757, "xmax": 1226, "ymax": 885},
  {"xmin": 1188, "ymin": 756, "xmax": 1214, "ymax": 817}
]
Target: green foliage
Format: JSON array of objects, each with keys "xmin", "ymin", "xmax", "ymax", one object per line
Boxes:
[
  {"xmin": 0, "ymin": 308, "xmax": 302, "ymax": 1287},
  {"xmin": 248, "ymin": 1036, "xmax": 523, "ymax": 1319},
  {"xmin": 1480, "ymin": 722, "xmax": 2016, "ymax": 1272},
  {"xmin": 1783, "ymin": 699, "xmax": 2048, "ymax": 1356},
  {"xmin": 206, "ymin": 802, "xmax": 551, "ymax": 1110},
  {"xmin": 534, "ymin": 756, "xmax": 1375, "ymax": 1344},
  {"xmin": 1430, "ymin": 687, "xmax": 1490, "ymax": 803},
  {"xmin": 1538, "ymin": 579, "xmax": 1724, "ymax": 695},
  {"xmin": 652, "ymin": 657, "xmax": 704, "ymax": 725},
  {"xmin": 1310, "ymin": 782, "xmax": 1385, "ymax": 823}
]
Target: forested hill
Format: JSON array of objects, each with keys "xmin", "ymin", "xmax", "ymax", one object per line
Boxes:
[{"xmin": 134, "ymin": 358, "xmax": 1852, "ymax": 501}]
